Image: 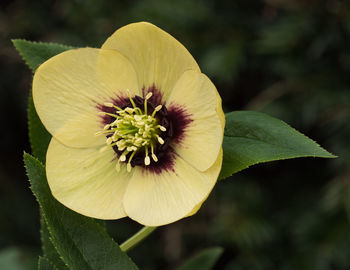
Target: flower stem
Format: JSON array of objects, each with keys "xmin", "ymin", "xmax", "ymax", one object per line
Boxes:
[{"xmin": 120, "ymin": 226, "xmax": 157, "ymax": 252}]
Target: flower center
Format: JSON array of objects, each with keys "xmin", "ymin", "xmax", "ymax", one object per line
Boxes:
[{"xmin": 97, "ymin": 92, "xmax": 167, "ymax": 172}]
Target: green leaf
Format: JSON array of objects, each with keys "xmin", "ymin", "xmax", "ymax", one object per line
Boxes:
[
  {"xmin": 40, "ymin": 217, "xmax": 69, "ymax": 270},
  {"xmin": 12, "ymin": 39, "xmax": 74, "ymax": 72},
  {"xmin": 28, "ymin": 95, "xmax": 51, "ymax": 163},
  {"xmin": 177, "ymin": 247, "xmax": 223, "ymax": 270},
  {"xmin": 38, "ymin": 257, "xmax": 57, "ymax": 270},
  {"xmin": 219, "ymin": 111, "xmax": 336, "ymax": 180},
  {"xmin": 24, "ymin": 153, "xmax": 139, "ymax": 270}
]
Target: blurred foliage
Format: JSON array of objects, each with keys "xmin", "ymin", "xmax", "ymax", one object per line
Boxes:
[{"xmin": 1, "ymin": 0, "xmax": 349, "ymax": 269}]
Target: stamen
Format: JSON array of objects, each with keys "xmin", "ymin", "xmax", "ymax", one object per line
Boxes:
[
  {"xmin": 158, "ymin": 125, "xmax": 166, "ymax": 132},
  {"xmin": 127, "ymin": 151, "xmax": 136, "ymax": 172},
  {"xmin": 125, "ymin": 108, "xmax": 134, "ymax": 114},
  {"xmin": 98, "ymin": 93, "xmax": 169, "ymax": 172},
  {"xmin": 104, "ymin": 102, "xmax": 122, "ymax": 111},
  {"xmin": 152, "ymin": 105, "xmax": 162, "ymax": 117},
  {"xmin": 145, "ymin": 92, "xmax": 153, "ymax": 100},
  {"xmin": 126, "ymin": 89, "xmax": 137, "ymax": 109},
  {"xmin": 106, "ymin": 137, "xmax": 113, "ymax": 145},
  {"xmin": 145, "ymin": 156, "xmax": 150, "ymax": 165},
  {"xmin": 144, "ymin": 146, "xmax": 150, "ymax": 165},
  {"xmin": 156, "ymin": 135, "xmax": 164, "ymax": 145},
  {"xmin": 150, "ymin": 143, "xmax": 158, "ymax": 162},
  {"xmin": 98, "ymin": 112, "xmax": 118, "ymax": 118},
  {"xmin": 144, "ymin": 92, "xmax": 153, "ymax": 115},
  {"xmin": 119, "ymin": 151, "xmax": 128, "ymax": 162},
  {"xmin": 152, "ymin": 154, "xmax": 158, "ymax": 162}
]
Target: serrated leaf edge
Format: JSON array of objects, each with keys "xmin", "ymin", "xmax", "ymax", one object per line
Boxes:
[
  {"xmin": 39, "ymin": 256, "xmax": 59, "ymax": 270},
  {"xmin": 24, "ymin": 153, "xmax": 136, "ymax": 270},
  {"xmin": 12, "ymin": 39, "xmax": 74, "ymax": 72}
]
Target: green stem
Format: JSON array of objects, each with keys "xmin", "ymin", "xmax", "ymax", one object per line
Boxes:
[{"xmin": 120, "ymin": 226, "xmax": 157, "ymax": 252}]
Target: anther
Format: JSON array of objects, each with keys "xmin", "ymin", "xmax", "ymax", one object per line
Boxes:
[
  {"xmin": 106, "ymin": 137, "xmax": 113, "ymax": 145},
  {"xmin": 104, "ymin": 102, "xmax": 114, "ymax": 107},
  {"xmin": 125, "ymin": 108, "xmax": 134, "ymax": 114},
  {"xmin": 158, "ymin": 125, "xmax": 166, "ymax": 132},
  {"xmin": 152, "ymin": 105, "xmax": 162, "ymax": 117},
  {"xmin": 145, "ymin": 156, "xmax": 150, "ymax": 165},
  {"xmin": 98, "ymin": 112, "xmax": 118, "ymax": 118},
  {"xmin": 134, "ymin": 115, "xmax": 142, "ymax": 121},
  {"xmin": 157, "ymin": 135, "xmax": 164, "ymax": 144},
  {"xmin": 152, "ymin": 154, "xmax": 158, "ymax": 162},
  {"xmin": 119, "ymin": 153, "xmax": 127, "ymax": 162},
  {"xmin": 144, "ymin": 147, "xmax": 150, "ymax": 166},
  {"xmin": 144, "ymin": 92, "xmax": 153, "ymax": 115}
]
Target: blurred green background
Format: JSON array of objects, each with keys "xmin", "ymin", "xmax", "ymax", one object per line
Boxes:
[{"xmin": 1, "ymin": 0, "xmax": 349, "ymax": 269}]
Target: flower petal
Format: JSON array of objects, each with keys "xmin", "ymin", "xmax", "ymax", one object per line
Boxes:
[
  {"xmin": 46, "ymin": 138, "xmax": 132, "ymax": 219},
  {"xmin": 33, "ymin": 47, "xmax": 139, "ymax": 148},
  {"xmin": 186, "ymin": 149, "xmax": 223, "ymax": 217},
  {"xmin": 102, "ymin": 22, "xmax": 200, "ymax": 100},
  {"xmin": 123, "ymin": 151, "xmax": 223, "ymax": 226},
  {"xmin": 166, "ymin": 70, "xmax": 224, "ymax": 171}
]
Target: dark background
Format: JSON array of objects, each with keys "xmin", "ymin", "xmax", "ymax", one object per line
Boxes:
[{"xmin": 1, "ymin": 0, "xmax": 349, "ymax": 269}]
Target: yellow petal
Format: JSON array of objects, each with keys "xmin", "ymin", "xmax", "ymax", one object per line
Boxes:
[
  {"xmin": 166, "ymin": 70, "xmax": 224, "ymax": 171},
  {"xmin": 102, "ymin": 22, "xmax": 200, "ymax": 101},
  {"xmin": 122, "ymin": 151, "xmax": 222, "ymax": 226},
  {"xmin": 216, "ymin": 92, "xmax": 226, "ymax": 133},
  {"xmin": 33, "ymin": 48, "xmax": 139, "ymax": 148},
  {"xmin": 46, "ymin": 138, "xmax": 132, "ymax": 219},
  {"xmin": 186, "ymin": 149, "xmax": 223, "ymax": 217}
]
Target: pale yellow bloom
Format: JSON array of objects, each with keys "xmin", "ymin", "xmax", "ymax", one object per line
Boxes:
[{"xmin": 32, "ymin": 22, "xmax": 225, "ymax": 226}]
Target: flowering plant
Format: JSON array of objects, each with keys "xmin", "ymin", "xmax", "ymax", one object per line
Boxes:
[{"xmin": 15, "ymin": 22, "xmax": 334, "ymax": 269}]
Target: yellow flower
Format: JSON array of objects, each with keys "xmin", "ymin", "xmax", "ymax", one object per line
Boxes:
[{"xmin": 32, "ymin": 22, "xmax": 225, "ymax": 226}]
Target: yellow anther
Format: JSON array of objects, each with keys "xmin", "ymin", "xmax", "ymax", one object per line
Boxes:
[
  {"xmin": 125, "ymin": 108, "xmax": 134, "ymax": 114},
  {"xmin": 120, "ymin": 154, "xmax": 126, "ymax": 162},
  {"xmin": 152, "ymin": 153, "xmax": 158, "ymax": 162},
  {"xmin": 104, "ymin": 102, "xmax": 114, "ymax": 107},
  {"xmin": 145, "ymin": 156, "xmax": 150, "ymax": 165},
  {"xmin": 159, "ymin": 125, "xmax": 166, "ymax": 132},
  {"xmin": 145, "ymin": 92, "xmax": 153, "ymax": 100},
  {"xmin": 134, "ymin": 115, "xmax": 142, "ymax": 121},
  {"xmin": 98, "ymin": 112, "xmax": 118, "ymax": 118},
  {"xmin": 157, "ymin": 135, "xmax": 164, "ymax": 145},
  {"xmin": 106, "ymin": 137, "xmax": 113, "ymax": 145},
  {"xmin": 152, "ymin": 105, "xmax": 162, "ymax": 117}
]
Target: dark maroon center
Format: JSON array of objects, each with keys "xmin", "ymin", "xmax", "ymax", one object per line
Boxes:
[{"xmin": 97, "ymin": 85, "xmax": 193, "ymax": 174}]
